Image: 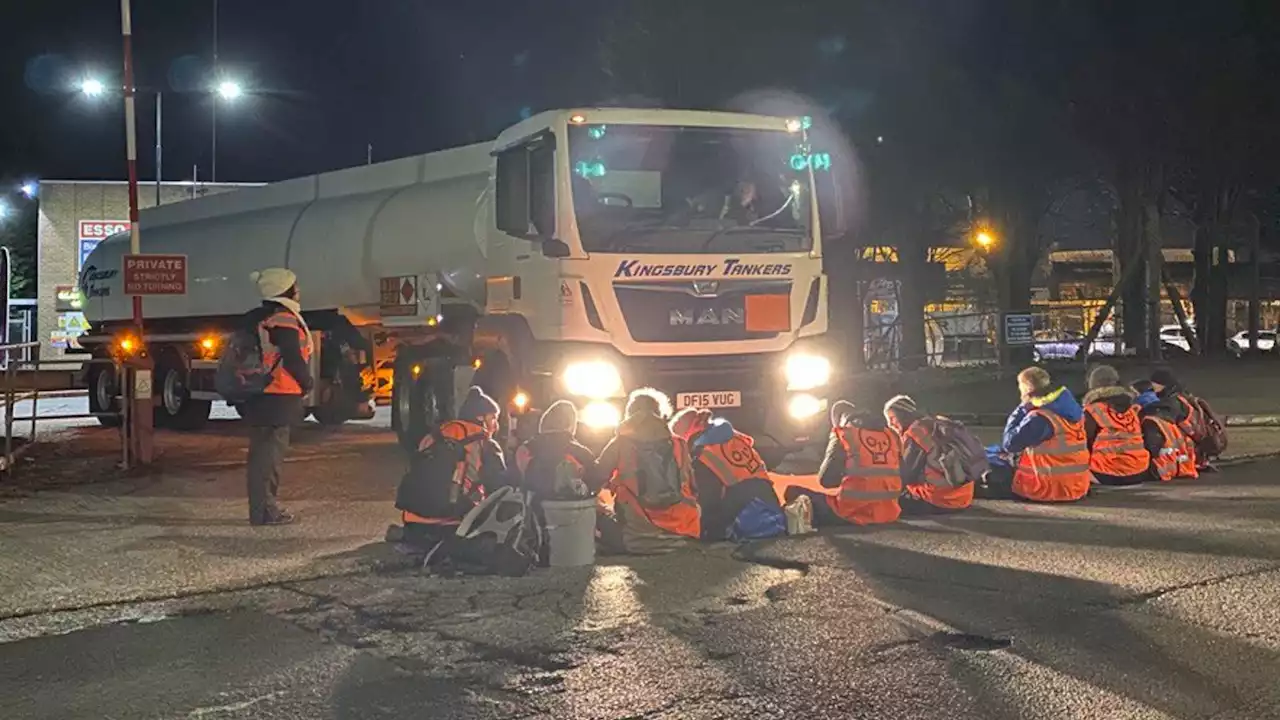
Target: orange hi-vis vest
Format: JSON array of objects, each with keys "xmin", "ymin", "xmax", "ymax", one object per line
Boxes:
[
  {"xmin": 829, "ymin": 425, "xmax": 902, "ymax": 525},
  {"xmin": 259, "ymin": 309, "xmax": 313, "ymax": 395},
  {"xmin": 1144, "ymin": 415, "xmax": 1197, "ymax": 480},
  {"xmin": 1013, "ymin": 410, "xmax": 1092, "ymax": 502},
  {"xmin": 696, "ymin": 430, "xmax": 768, "ymax": 487},
  {"xmin": 902, "ymin": 419, "xmax": 974, "ymax": 510},
  {"xmin": 1174, "ymin": 395, "xmax": 1205, "ymax": 442},
  {"xmin": 1085, "ymin": 403, "xmax": 1151, "ymax": 478},
  {"xmin": 402, "ymin": 419, "xmax": 488, "ymax": 525},
  {"xmin": 610, "ymin": 435, "xmax": 701, "ymax": 539}
]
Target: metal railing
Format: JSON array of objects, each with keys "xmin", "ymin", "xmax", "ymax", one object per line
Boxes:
[{"xmin": 0, "ymin": 342, "xmax": 121, "ymax": 476}]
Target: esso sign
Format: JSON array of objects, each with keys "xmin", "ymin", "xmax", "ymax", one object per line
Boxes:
[{"xmin": 78, "ymin": 221, "xmax": 130, "ymax": 239}]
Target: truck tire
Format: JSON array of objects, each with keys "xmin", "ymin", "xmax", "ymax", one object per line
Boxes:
[
  {"xmin": 88, "ymin": 362, "xmax": 123, "ymax": 428},
  {"xmin": 393, "ymin": 354, "xmax": 440, "ymax": 452},
  {"xmin": 155, "ymin": 357, "xmax": 211, "ymax": 431}
]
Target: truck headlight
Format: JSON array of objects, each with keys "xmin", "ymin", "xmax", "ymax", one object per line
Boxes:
[
  {"xmin": 562, "ymin": 360, "xmax": 623, "ymax": 399},
  {"xmin": 788, "ymin": 393, "xmax": 825, "ymax": 420},
  {"xmin": 582, "ymin": 401, "xmax": 622, "ymax": 429},
  {"xmin": 785, "ymin": 352, "xmax": 831, "ymax": 391}
]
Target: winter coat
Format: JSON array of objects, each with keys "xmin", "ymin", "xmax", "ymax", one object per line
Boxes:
[
  {"xmin": 515, "ymin": 431, "xmax": 599, "ymax": 498},
  {"xmin": 241, "ymin": 300, "xmax": 314, "ymax": 427},
  {"xmin": 688, "ymin": 418, "xmax": 778, "ymax": 540},
  {"xmin": 1001, "ymin": 387, "xmax": 1085, "ymax": 454}
]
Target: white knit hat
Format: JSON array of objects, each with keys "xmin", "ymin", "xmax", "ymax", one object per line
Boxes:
[{"xmin": 249, "ymin": 268, "xmax": 297, "ymax": 300}]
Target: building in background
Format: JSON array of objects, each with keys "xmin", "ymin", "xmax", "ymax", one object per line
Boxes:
[{"xmin": 35, "ymin": 180, "xmax": 260, "ymax": 362}]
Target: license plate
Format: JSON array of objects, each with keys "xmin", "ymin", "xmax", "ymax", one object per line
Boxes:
[{"xmin": 676, "ymin": 391, "xmax": 742, "ymax": 409}]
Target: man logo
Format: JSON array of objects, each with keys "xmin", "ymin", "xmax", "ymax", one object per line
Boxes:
[
  {"xmin": 670, "ymin": 307, "xmax": 744, "ymax": 326},
  {"xmin": 691, "ymin": 281, "xmax": 719, "ymax": 297}
]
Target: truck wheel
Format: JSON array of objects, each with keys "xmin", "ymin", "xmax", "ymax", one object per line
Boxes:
[
  {"xmin": 155, "ymin": 358, "xmax": 211, "ymax": 431},
  {"xmin": 88, "ymin": 362, "xmax": 123, "ymax": 428},
  {"xmin": 393, "ymin": 354, "xmax": 439, "ymax": 451}
]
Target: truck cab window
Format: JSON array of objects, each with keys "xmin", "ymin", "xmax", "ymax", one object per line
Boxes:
[{"xmin": 495, "ymin": 136, "xmax": 556, "ymax": 238}]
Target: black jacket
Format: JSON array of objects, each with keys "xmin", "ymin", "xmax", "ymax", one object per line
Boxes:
[
  {"xmin": 818, "ymin": 415, "xmax": 891, "ymax": 490},
  {"xmin": 396, "ymin": 428, "xmax": 508, "ymax": 522},
  {"xmin": 241, "ymin": 301, "xmax": 314, "ymax": 427},
  {"xmin": 894, "ymin": 413, "xmax": 931, "ymax": 488},
  {"xmin": 515, "ymin": 431, "xmax": 599, "ymax": 498}
]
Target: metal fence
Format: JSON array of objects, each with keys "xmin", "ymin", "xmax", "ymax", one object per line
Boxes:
[{"xmin": 0, "ymin": 342, "xmax": 120, "ymax": 476}]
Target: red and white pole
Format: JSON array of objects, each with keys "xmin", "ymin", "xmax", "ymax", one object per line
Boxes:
[{"xmin": 120, "ymin": 0, "xmax": 154, "ymax": 465}]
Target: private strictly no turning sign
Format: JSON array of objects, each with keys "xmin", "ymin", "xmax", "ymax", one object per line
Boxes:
[{"xmin": 124, "ymin": 254, "xmax": 188, "ymax": 295}]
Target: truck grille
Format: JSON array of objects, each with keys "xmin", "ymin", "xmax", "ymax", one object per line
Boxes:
[{"xmin": 614, "ymin": 280, "xmax": 791, "ymax": 343}]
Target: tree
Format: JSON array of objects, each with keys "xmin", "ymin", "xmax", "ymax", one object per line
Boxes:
[{"xmin": 0, "ymin": 200, "xmax": 37, "ymax": 298}]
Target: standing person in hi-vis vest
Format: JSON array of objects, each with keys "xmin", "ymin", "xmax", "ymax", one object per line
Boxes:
[{"xmin": 242, "ymin": 268, "xmax": 314, "ymax": 526}]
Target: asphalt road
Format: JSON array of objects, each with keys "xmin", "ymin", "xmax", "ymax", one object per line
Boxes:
[{"xmin": 1, "ymin": 418, "xmax": 1277, "ymax": 719}]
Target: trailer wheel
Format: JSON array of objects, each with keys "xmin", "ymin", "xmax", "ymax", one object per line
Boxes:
[
  {"xmin": 88, "ymin": 362, "xmax": 122, "ymax": 428},
  {"xmin": 155, "ymin": 356, "xmax": 211, "ymax": 431},
  {"xmin": 393, "ymin": 354, "xmax": 440, "ymax": 452}
]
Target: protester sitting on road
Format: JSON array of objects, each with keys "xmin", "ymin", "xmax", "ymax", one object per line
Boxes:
[
  {"xmin": 783, "ymin": 400, "xmax": 901, "ymax": 526},
  {"xmin": 979, "ymin": 367, "xmax": 1092, "ymax": 502},
  {"xmin": 513, "ymin": 400, "xmax": 599, "ymax": 501},
  {"xmin": 883, "ymin": 395, "xmax": 978, "ymax": 514},
  {"xmin": 670, "ymin": 408, "xmax": 784, "ymax": 540},
  {"xmin": 1134, "ymin": 380, "xmax": 1198, "ymax": 481},
  {"xmin": 1082, "ymin": 365, "xmax": 1150, "ymax": 487},
  {"xmin": 242, "ymin": 268, "xmax": 314, "ymax": 527},
  {"xmin": 589, "ymin": 388, "xmax": 701, "ymax": 550},
  {"xmin": 1151, "ymin": 367, "xmax": 1224, "ymax": 470},
  {"xmin": 394, "ymin": 386, "xmax": 508, "ymax": 548}
]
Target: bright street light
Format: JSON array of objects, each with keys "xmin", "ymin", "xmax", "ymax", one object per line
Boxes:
[
  {"xmin": 81, "ymin": 78, "xmax": 106, "ymax": 97},
  {"xmin": 216, "ymin": 80, "xmax": 243, "ymax": 100},
  {"xmin": 20, "ymin": 182, "xmax": 37, "ymax": 199},
  {"xmin": 975, "ymin": 230, "xmax": 996, "ymax": 249}
]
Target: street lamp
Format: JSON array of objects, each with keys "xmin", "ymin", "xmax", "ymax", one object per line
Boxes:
[
  {"xmin": 216, "ymin": 80, "xmax": 242, "ymax": 100},
  {"xmin": 975, "ymin": 230, "xmax": 996, "ymax": 249},
  {"xmin": 19, "ymin": 182, "xmax": 37, "ymax": 199},
  {"xmin": 81, "ymin": 78, "xmax": 106, "ymax": 97}
]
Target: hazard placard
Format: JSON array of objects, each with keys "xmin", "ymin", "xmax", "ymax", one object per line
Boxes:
[{"xmin": 380, "ymin": 274, "xmax": 441, "ymax": 326}]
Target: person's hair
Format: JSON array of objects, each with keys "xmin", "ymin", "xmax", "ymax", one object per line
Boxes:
[
  {"xmin": 1087, "ymin": 364, "xmax": 1120, "ymax": 390},
  {"xmin": 882, "ymin": 394, "xmax": 920, "ymax": 424},
  {"xmin": 625, "ymin": 387, "xmax": 672, "ymax": 419},
  {"xmin": 1018, "ymin": 366, "xmax": 1054, "ymax": 395}
]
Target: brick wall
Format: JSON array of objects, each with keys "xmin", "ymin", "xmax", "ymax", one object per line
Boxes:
[{"xmin": 36, "ymin": 181, "xmax": 252, "ymax": 363}]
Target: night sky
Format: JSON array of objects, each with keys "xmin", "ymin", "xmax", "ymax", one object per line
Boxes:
[{"xmin": 3, "ymin": 0, "xmax": 598, "ymax": 183}]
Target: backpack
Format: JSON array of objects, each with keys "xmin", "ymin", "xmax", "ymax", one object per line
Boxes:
[
  {"xmin": 728, "ymin": 498, "xmax": 787, "ymax": 541},
  {"xmin": 631, "ymin": 438, "xmax": 684, "ymax": 508},
  {"xmin": 928, "ymin": 416, "xmax": 990, "ymax": 487},
  {"xmin": 1190, "ymin": 395, "xmax": 1228, "ymax": 459},
  {"xmin": 426, "ymin": 487, "xmax": 542, "ymax": 576},
  {"xmin": 395, "ymin": 428, "xmax": 486, "ymax": 519},
  {"xmin": 214, "ymin": 327, "xmax": 279, "ymax": 404},
  {"xmin": 525, "ymin": 448, "xmax": 589, "ymax": 499}
]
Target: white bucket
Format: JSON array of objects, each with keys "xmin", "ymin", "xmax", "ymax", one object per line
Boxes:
[{"xmin": 541, "ymin": 498, "xmax": 598, "ymax": 567}]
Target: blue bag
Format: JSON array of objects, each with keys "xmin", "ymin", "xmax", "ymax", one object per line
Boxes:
[{"xmin": 728, "ymin": 498, "xmax": 787, "ymax": 541}]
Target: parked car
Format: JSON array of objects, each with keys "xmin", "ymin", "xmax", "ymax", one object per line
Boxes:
[
  {"xmin": 1227, "ymin": 330, "xmax": 1277, "ymax": 357},
  {"xmin": 1033, "ymin": 330, "xmax": 1118, "ymax": 361},
  {"xmin": 1159, "ymin": 325, "xmax": 1192, "ymax": 353}
]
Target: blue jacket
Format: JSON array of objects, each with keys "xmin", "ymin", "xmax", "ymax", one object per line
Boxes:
[
  {"xmin": 693, "ymin": 417, "xmax": 736, "ymax": 450},
  {"xmin": 1134, "ymin": 389, "xmax": 1160, "ymax": 408},
  {"xmin": 1001, "ymin": 387, "xmax": 1085, "ymax": 454}
]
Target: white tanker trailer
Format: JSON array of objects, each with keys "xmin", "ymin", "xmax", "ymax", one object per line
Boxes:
[{"xmin": 79, "ymin": 108, "xmax": 840, "ymax": 457}]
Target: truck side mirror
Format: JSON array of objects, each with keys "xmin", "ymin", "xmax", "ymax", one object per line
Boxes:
[{"xmin": 540, "ymin": 238, "xmax": 570, "ymax": 258}]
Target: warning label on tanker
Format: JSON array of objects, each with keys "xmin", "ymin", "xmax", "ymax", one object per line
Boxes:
[
  {"xmin": 380, "ymin": 275, "xmax": 418, "ymax": 317},
  {"xmin": 123, "ymin": 254, "xmax": 187, "ymax": 295}
]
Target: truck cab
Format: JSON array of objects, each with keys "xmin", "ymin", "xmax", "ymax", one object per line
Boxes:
[{"xmin": 472, "ymin": 109, "xmax": 838, "ymax": 457}]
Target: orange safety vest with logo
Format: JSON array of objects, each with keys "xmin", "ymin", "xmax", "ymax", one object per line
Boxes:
[
  {"xmin": 259, "ymin": 309, "xmax": 313, "ymax": 395},
  {"xmin": 402, "ymin": 419, "xmax": 488, "ymax": 525},
  {"xmin": 828, "ymin": 426, "xmax": 902, "ymax": 525},
  {"xmin": 610, "ymin": 435, "xmax": 701, "ymax": 539},
  {"xmin": 1142, "ymin": 416, "xmax": 1186, "ymax": 482},
  {"xmin": 1085, "ymin": 403, "xmax": 1151, "ymax": 478},
  {"xmin": 1013, "ymin": 410, "xmax": 1092, "ymax": 502},
  {"xmin": 696, "ymin": 430, "xmax": 768, "ymax": 487},
  {"xmin": 902, "ymin": 419, "xmax": 974, "ymax": 510}
]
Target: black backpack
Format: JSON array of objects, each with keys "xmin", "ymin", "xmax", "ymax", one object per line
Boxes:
[
  {"xmin": 395, "ymin": 428, "xmax": 487, "ymax": 520},
  {"xmin": 631, "ymin": 437, "xmax": 684, "ymax": 508},
  {"xmin": 214, "ymin": 327, "xmax": 279, "ymax": 404}
]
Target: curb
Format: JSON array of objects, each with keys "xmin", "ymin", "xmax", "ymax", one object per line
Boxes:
[{"xmin": 948, "ymin": 413, "xmax": 1280, "ymax": 428}]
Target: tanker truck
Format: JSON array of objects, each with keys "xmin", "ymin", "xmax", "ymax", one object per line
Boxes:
[{"xmin": 78, "ymin": 108, "xmax": 840, "ymax": 458}]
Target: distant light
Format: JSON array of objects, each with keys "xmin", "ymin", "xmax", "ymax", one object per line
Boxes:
[
  {"xmin": 785, "ymin": 118, "xmax": 803, "ymax": 133},
  {"xmin": 587, "ymin": 125, "xmax": 607, "ymax": 140},
  {"xmin": 975, "ymin": 230, "xmax": 995, "ymax": 249},
  {"xmin": 876, "ymin": 135, "xmax": 884, "ymax": 144},
  {"xmin": 0, "ymin": 201, "xmax": 9, "ymax": 220},
  {"xmin": 512, "ymin": 391, "xmax": 530, "ymax": 411},
  {"xmin": 801, "ymin": 115, "xmax": 813, "ymax": 130},
  {"xmin": 81, "ymin": 78, "xmax": 106, "ymax": 97},
  {"xmin": 790, "ymin": 181, "xmax": 803, "ymax": 196},
  {"xmin": 569, "ymin": 113, "xmax": 586, "ymax": 124},
  {"xmin": 575, "ymin": 160, "xmax": 606, "ymax": 178},
  {"xmin": 216, "ymin": 81, "xmax": 243, "ymax": 100},
  {"xmin": 20, "ymin": 182, "xmax": 37, "ymax": 199}
]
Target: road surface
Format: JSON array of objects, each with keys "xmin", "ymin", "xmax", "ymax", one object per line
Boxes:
[{"xmin": 0, "ymin": 419, "xmax": 1277, "ymax": 718}]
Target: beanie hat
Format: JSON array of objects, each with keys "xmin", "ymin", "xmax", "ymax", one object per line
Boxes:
[
  {"xmin": 538, "ymin": 400, "xmax": 578, "ymax": 434},
  {"xmin": 458, "ymin": 385, "xmax": 500, "ymax": 421},
  {"xmin": 1150, "ymin": 367, "xmax": 1180, "ymax": 390},
  {"xmin": 1087, "ymin": 364, "xmax": 1120, "ymax": 390},
  {"xmin": 669, "ymin": 407, "xmax": 712, "ymax": 440},
  {"xmin": 249, "ymin": 268, "xmax": 297, "ymax": 300},
  {"xmin": 883, "ymin": 394, "xmax": 918, "ymax": 416},
  {"xmin": 830, "ymin": 399, "xmax": 856, "ymax": 427}
]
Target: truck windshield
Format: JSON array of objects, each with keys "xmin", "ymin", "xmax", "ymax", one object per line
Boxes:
[{"xmin": 569, "ymin": 124, "xmax": 814, "ymax": 254}]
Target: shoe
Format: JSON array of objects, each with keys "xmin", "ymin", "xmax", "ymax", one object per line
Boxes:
[{"xmin": 253, "ymin": 510, "xmax": 296, "ymax": 526}]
